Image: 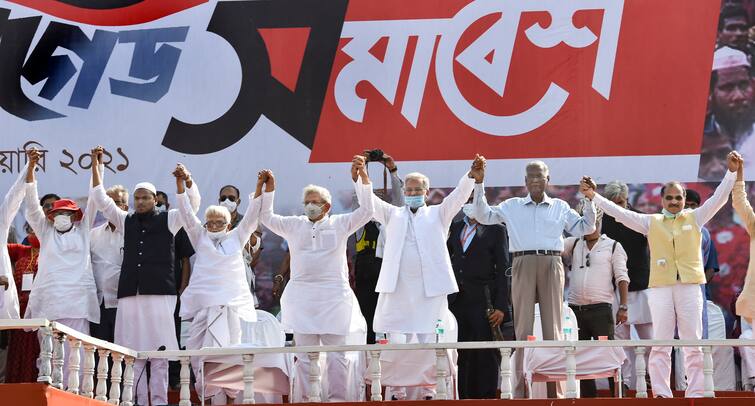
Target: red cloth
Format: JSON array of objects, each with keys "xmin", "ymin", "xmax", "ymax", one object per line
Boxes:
[{"xmin": 5, "ymin": 243, "xmax": 40, "ymax": 383}]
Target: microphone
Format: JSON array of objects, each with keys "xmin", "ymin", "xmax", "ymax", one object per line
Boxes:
[{"xmin": 157, "ymin": 345, "xmax": 166, "ymax": 351}]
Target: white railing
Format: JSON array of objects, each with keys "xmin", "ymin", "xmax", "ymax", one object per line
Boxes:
[{"xmin": 1, "ymin": 319, "xmax": 754, "ymax": 404}]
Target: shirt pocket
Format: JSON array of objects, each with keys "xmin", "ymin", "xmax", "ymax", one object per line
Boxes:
[
  {"xmin": 541, "ymin": 218, "xmax": 564, "ymax": 238},
  {"xmin": 318, "ymin": 229, "xmax": 338, "ymax": 250}
]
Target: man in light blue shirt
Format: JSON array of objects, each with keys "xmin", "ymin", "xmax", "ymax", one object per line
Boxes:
[{"xmin": 472, "ymin": 159, "xmax": 596, "ymax": 398}]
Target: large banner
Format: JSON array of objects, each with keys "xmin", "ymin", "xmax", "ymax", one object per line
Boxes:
[{"xmin": 1, "ymin": 0, "xmax": 751, "ymax": 320}]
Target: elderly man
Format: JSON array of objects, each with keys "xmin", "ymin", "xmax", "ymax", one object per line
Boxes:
[
  {"xmin": 582, "ymin": 151, "xmax": 740, "ymax": 398},
  {"xmin": 90, "ymin": 147, "xmax": 200, "ymax": 406},
  {"xmin": 260, "ymin": 156, "xmax": 373, "ymax": 402},
  {"xmin": 89, "ymin": 184, "xmax": 128, "ymax": 344},
  {"xmin": 600, "ymin": 181, "xmax": 653, "ymax": 390},
  {"xmin": 700, "ymin": 46, "xmax": 754, "ymax": 179},
  {"xmin": 472, "ymin": 160, "xmax": 596, "ymax": 398},
  {"xmin": 371, "ymin": 155, "xmax": 483, "ymax": 400}
]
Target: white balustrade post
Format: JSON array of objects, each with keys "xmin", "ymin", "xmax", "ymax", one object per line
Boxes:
[
  {"xmin": 81, "ymin": 344, "xmax": 96, "ymax": 398},
  {"xmin": 369, "ymin": 350, "xmax": 382, "ymax": 401},
  {"xmin": 121, "ymin": 356, "xmax": 135, "ymax": 406},
  {"xmin": 564, "ymin": 346, "xmax": 578, "ymax": 398},
  {"xmin": 109, "ymin": 353, "xmax": 124, "ymax": 405},
  {"xmin": 179, "ymin": 356, "xmax": 191, "ymax": 406},
  {"xmin": 634, "ymin": 347, "xmax": 648, "ymax": 398},
  {"xmin": 435, "ymin": 349, "xmax": 449, "ymax": 400},
  {"xmin": 67, "ymin": 338, "xmax": 82, "ymax": 394},
  {"xmin": 499, "ymin": 347, "xmax": 513, "ymax": 399},
  {"xmin": 95, "ymin": 349, "xmax": 110, "ymax": 401},
  {"xmin": 703, "ymin": 346, "xmax": 715, "ymax": 398},
  {"xmin": 307, "ymin": 352, "xmax": 322, "ymax": 402},
  {"xmin": 242, "ymin": 354, "xmax": 256, "ymax": 404},
  {"xmin": 37, "ymin": 326, "xmax": 53, "ymax": 384},
  {"xmin": 51, "ymin": 332, "xmax": 66, "ymax": 389}
]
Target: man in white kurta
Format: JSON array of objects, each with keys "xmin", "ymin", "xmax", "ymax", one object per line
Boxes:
[
  {"xmin": 0, "ymin": 163, "xmax": 27, "ymax": 321},
  {"xmin": 175, "ymin": 171, "xmax": 261, "ymax": 402},
  {"xmin": 90, "ymin": 148, "xmax": 200, "ymax": 406},
  {"xmin": 260, "ymin": 159, "xmax": 373, "ymax": 402},
  {"xmin": 372, "ymin": 157, "xmax": 481, "ymax": 399},
  {"xmin": 23, "ymin": 149, "xmax": 100, "ymax": 387}
]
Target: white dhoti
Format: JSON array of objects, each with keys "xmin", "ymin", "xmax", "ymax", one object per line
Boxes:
[
  {"xmin": 187, "ymin": 305, "xmax": 244, "ymax": 399},
  {"xmin": 115, "ymin": 294, "xmax": 178, "ymax": 406},
  {"xmin": 374, "ymin": 235, "xmax": 447, "ymax": 334},
  {"xmin": 613, "ymin": 289, "xmax": 654, "ymax": 387}
]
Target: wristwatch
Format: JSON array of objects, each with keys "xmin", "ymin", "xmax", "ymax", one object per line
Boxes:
[
  {"xmin": 618, "ymin": 304, "xmax": 628, "ymax": 311},
  {"xmin": 274, "ymin": 274, "xmax": 285, "ymax": 282}
]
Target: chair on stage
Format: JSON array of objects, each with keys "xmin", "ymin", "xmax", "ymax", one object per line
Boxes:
[
  {"xmin": 200, "ymin": 309, "xmax": 294, "ymax": 404},
  {"xmin": 523, "ymin": 303, "xmax": 626, "ymax": 398},
  {"xmin": 674, "ymin": 300, "xmax": 737, "ymax": 391},
  {"xmin": 365, "ymin": 309, "xmax": 459, "ymax": 400}
]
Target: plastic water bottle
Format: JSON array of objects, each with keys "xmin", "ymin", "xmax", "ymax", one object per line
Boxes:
[
  {"xmin": 378, "ymin": 333, "xmax": 389, "ymax": 345},
  {"xmin": 563, "ymin": 314, "xmax": 573, "ymax": 338},
  {"xmin": 435, "ymin": 319, "xmax": 445, "ymax": 343}
]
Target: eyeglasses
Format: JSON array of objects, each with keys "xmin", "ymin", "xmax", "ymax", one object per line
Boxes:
[
  {"xmin": 580, "ymin": 253, "xmax": 590, "ymax": 268},
  {"xmin": 664, "ymin": 195, "xmax": 683, "ymax": 201},
  {"xmin": 204, "ymin": 221, "xmax": 228, "ymax": 228},
  {"xmin": 219, "ymin": 195, "xmax": 237, "ymax": 202}
]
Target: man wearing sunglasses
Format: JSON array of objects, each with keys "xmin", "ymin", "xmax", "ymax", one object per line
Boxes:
[{"xmin": 582, "ymin": 150, "xmax": 742, "ymax": 398}]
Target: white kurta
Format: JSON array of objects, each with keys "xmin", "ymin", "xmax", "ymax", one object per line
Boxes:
[
  {"xmin": 374, "ymin": 214, "xmax": 447, "ymax": 333},
  {"xmin": 372, "ymin": 174, "xmax": 475, "ymax": 333},
  {"xmin": 260, "ymin": 180, "xmax": 374, "ymax": 335},
  {"xmin": 0, "ymin": 166, "xmax": 26, "ymax": 319},
  {"xmin": 89, "ymin": 223, "xmax": 123, "ymax": 309},
  {"xmin": 24, "ymin": 181, "xmax": 100, "ymax": 323},
  {"xmin": 177, "ymin": 191, "xmax": 260, "ymax": 323}
]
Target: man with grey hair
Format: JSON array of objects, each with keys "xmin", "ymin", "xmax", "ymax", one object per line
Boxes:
[
  {"xmin": 371, "ymin": 155, "xmax": 484, "ymax": 400},
  {"xmin": 89, "ymin": 184, "xmax": 129, "ymax": 343},
  {"xmin": 600, "ymin": 180, "xmax": 653, "ymax": 391},
  {"xmin": 259, "ymin": 156, "xmax": 373, "ymax": 402},
  {"xmin": 472, "ymin": 158, "xmax": 596, "ymax": 398}
]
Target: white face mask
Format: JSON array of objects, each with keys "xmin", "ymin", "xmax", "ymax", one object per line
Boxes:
[
  {"xmin": 155, "ymin": 204, "xmax": 167, "ymax": 213},
  {"xmin": 304, "ymin": 203, "xmax": 324, "ymax": 221},
  {"xmin": 462, "ymin": 203, "xmax": 474, "ymax": 219},
  {"xmin": 207, "ymin": 230, "xmax": 227, "ymax": 242},
  {"xmin": 220, "ymin": 199, "xmax": 238, "ymax": 213},
  {"xmin": 53, "ymin": 215, "xmax": 73, "ymax": 232}
]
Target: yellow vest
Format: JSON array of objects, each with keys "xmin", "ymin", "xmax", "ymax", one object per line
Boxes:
[{"xmin": 647, "ymin": 211, "xmax": 705, "ymax": 287}]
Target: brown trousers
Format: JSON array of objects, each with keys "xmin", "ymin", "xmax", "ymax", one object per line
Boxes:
[{"xmin": 512, "ymin": 254, "xmax": 564, "ymax": 398}]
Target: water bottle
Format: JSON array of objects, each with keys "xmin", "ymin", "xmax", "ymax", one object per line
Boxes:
[
  {"xmin": 377, "ymin": 333, "xmax": 389, "ymax": 345},
  {"xmin": 563, "ymin": 314, "xmax": 573, "ymax": 338},
  {"xmin": 435, "ymin": 319, "xmax": 445, "ymax": 343}
]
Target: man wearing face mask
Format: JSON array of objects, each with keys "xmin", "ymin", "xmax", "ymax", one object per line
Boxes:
[
  {"xmin": 446, "ymin": 201, "xmax": 509, "ymax": 399},
  {"xmin": 260, "ymin": 157, "xmax": 373, "ymax": 402},
  {"xmin": 90, "ymin": 146, "xmax": 201, "ymax": 406},
  {"xmin": 371, "ymin": 155, "xmax": 483, "ymax": 400},
  {"xmin": 22, "ymin": 148, "xmax": 100, "ymax": 386},
  {"xmin": 176, "ymin": 167, "xmax": 262, "ymax": 404},
  {"xmin": 582, "ymin": 151, "xmax": 741, "ymax": 398},
  {"xmin": 472, "ymin": 159, "xmax": 597, "ymax": 398}
]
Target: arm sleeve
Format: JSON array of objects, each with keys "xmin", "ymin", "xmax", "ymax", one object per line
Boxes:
[
  {"xmin": 235, "ymin": 194, "xmax": 262, "ymax": 245},
  {"xmin": 389, "ymin": 170, "xmax": 405, "ymax": 207},
  {"xmin": 91, "ymin": 184, "xmax": 127, "ymax": 232},
  {"xmin": 371, "ymin": 191, "xmax": 394, "ymax": 225},
  {"xmin": 337, "ymin": 181, "xmax": 375, "ymax": 235},
  {"xmin": 259, "ymin": 191, "xmax": 297, "ymax": 238},
  {"xmin": 176, "ymin": 192, "xmax": 203, "ymax": 245},
  {"xmin": 493, "ymin": 225, "xmax": 511, "ymax": 312},
  {"xmin": 592, "ymin": 194, "xmax": 651, "ymax": 235},
  {"xmin": 694, "ymin": 170, "xmax": 737, "ymax": 227},
  {"xmin": 732, "ymin": 181, "xmax": 755, "ymax": 236},
  {"xmin": 23, "ymin": 182, "xmax": 50, "ymax": 237},
  {"xmin": 439, "ymin": 175, "xmax": 476, "ymax": 226},
  {"xmin": 0, "ymin": 164, "xmax": 28, "ymax": 236},
  {"xmin": 472, "ymin": 183, "xmax": 508, "ymax": 225},
  {"xmin": 611, "ymin": 242, "xmax": 631, "ymax": 284},
  {"xmin": 563, "ymin": 200, "xmax": 596, "ymax": 237}
]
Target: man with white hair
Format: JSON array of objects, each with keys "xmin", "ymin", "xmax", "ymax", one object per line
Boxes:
[
  {"xmin": 259, "ymin": 156, "xmax": 373, "ymax": 402},
  {"xmin": 89, "ymin": 184, "xmax": 128, "ymax": 344},
  {"xmin": 472, "ymin": 159, "xmax": 596, "ymax": 398},
  {"xmin": 90, "ymin": 147, "xmax": 200, "ymax": 406},
  {"xmin": 371, "ymin": 155, "xmax": 484, "ymax": 400}
]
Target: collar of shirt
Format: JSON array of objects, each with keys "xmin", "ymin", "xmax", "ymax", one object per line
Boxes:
[
  {"xmin": 309, "ymin": 214, "xmax": 330, "ymax": 225},
  {"xmin": 522, "ymin": 193, "xmax": 553, "ymax": 206}
]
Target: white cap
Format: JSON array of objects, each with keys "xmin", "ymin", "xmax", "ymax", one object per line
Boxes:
[
  {"xmin": 133, "ymin": 182, "xmax": 157, "ymax": 195},
  {"xmin": 713, "ymin": 46, "xmax": 750, "ymax": 71}
]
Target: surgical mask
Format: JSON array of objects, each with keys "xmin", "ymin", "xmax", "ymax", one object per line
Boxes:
[
  {"xmin": 220, "ymin": 199, "xmax": 237, "ymax": 213},
  {"xmin": 53, "ymin": 215, "xmax": 73, "ymax": 232},
  {"xmin": 405, "ymin": 195, "xmax": 425, "ymax": 209},
  {"xmin": 207, "ymin": 230, "xmax": 227, "ymax": 242},
  {"xmin": 304, "ymin": 203, "xmax": 324, "ymax": 220},
  {"xmin": 462, "ymin": 204, "xmax": 474, "ymax": 218},
  {"xmin": 155, "ymin": 204, "xmax": 167, "ymax": 213}
]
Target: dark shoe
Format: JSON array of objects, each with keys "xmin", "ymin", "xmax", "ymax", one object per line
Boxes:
[{"xmin": 424, "ymin": 396, "xmax": 434, "ymax": 400}]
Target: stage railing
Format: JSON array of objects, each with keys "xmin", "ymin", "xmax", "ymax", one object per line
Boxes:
[{"xmin": 1, "ymin": 319, "xmax": 754, "ymax": 404}]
